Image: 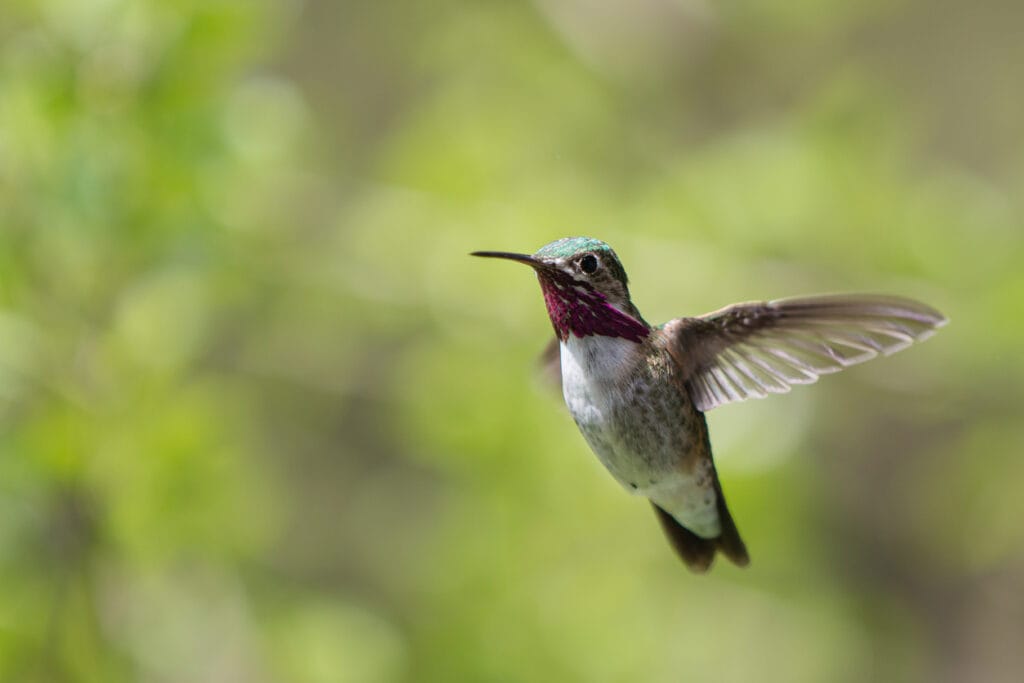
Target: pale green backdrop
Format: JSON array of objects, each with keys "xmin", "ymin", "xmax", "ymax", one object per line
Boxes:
[{"xmin": 1, "ymin": 1, "xmax": 1022, "ymax": 681}]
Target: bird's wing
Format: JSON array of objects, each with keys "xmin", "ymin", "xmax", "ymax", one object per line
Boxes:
[
  {"xmin": 538, "ymin": 337, "xmax": 562, "ymax": 388},
  {"xmin": 660, "ymin": 294, "xmax": 947, "ymax": 412}
]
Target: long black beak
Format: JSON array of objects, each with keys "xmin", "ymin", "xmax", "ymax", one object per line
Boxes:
[{"xmin": 470, "ymin": 251, "xmax": 542, "ymax": 267}]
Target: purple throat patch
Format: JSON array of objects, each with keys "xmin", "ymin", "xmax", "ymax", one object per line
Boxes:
[{"xmin": 537, "ymin": 273, "xmax": 649, "ymax": 343}]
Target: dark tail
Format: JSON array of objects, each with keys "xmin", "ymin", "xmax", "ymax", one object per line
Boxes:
[{"xmin": 652, "ymin": 477, "xmax": 749, "ymax": 573}]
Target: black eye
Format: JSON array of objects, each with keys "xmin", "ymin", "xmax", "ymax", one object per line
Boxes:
[{"xmin": 580, "ymin": 254, "xmax": 599, "ymax": 274}]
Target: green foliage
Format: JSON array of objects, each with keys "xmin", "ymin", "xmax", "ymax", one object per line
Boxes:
[{"xmin": 1, "ymin": 0, "xmax": 1022, "ymax": 681}]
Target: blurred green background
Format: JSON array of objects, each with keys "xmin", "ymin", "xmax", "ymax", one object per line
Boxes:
[{"xmin": 1, "ymin": 0, "xmax": 1022, "ymax": 681}]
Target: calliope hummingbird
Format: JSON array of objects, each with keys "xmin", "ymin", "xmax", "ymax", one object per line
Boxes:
[{"xmin": 473, "ymin": 237, "xmax": 946, "ymax": 572}]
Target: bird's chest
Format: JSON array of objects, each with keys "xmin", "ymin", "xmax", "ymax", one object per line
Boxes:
[{"xmin": 560, "ymin": 336, "xmax": 692, "ymax": 490}]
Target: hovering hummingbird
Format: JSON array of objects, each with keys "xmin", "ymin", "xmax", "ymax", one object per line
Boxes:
[{"xmin": 473, "ymin": 237, "xmax": 946, "ymax": 572}]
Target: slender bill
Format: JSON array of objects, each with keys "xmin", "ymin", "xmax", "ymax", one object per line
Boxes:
[{"xmin": 470, "ymin": 251, "xmax": 541, "ymax": 266}]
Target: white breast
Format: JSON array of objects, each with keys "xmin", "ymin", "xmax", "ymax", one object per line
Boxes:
[
  {"xmin": 559, "ymin": 335, "xmax": 637, "ymax": 420},
  {"xmin": 559, "ymin": 334, "xmax": 646, "ymax": 485},
  {"xmin": 560, "ymin": 335, "xmax": 720, "ymax": 536}
]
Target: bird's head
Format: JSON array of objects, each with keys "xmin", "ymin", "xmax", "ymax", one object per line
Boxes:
[{"xmin": 473, "ymin": 236, "xmax": 649, "ymax": 342}]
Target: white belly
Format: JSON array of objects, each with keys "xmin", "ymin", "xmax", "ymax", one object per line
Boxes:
[
  {"xmin": 560, "ymin": 336, "xmax": 721, "ymax": 537},
  {"xmin": 560, "ymin": 336, "xmax": 676, "ymax": 489}
]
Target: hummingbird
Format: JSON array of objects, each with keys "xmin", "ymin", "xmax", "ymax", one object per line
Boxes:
[{"xmin": 472, "ymin": 237, "xmax": 946, "ymax": 572}]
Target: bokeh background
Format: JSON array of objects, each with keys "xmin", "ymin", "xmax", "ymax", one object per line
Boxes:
[{"xmin": 2, "ymin": 0, "xmax": 1023, "ymax": 681}]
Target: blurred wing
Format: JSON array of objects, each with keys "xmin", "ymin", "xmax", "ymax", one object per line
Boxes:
[
  {"xmin": 539, "ymin": 337, "xmax": 562, "ymax": 389},
  {"xmin": 662, "ymin": 294, "xmax": 947, "ymax": 411}
]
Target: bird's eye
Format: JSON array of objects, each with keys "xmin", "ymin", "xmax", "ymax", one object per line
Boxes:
[{"xmin": 580, "ymin": 254, "xmax": 599, "ymax": 274}]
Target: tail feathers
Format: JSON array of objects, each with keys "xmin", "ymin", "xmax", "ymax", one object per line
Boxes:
[{"xmin": 652, "ymin": 484, "xmax": 749, "ymax": 572}]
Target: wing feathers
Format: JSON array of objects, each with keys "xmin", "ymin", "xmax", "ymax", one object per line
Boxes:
[{"xmin": 664, "ymin": 294, "xmax": 946, "ymax": 411}]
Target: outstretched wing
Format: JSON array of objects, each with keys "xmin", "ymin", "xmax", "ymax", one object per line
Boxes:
[{"xmin": 661, "ymin": 294, "xmax": 947, "ymax": 411}]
